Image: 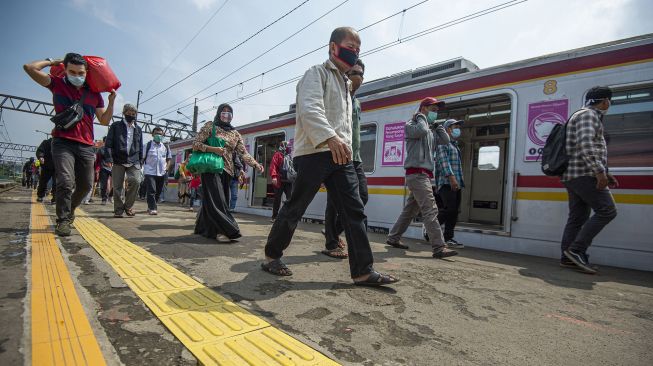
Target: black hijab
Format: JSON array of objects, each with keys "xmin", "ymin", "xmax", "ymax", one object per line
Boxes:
[{"xmin": 214, "ymin": 103, "xmax": 234, "ymax": 131}]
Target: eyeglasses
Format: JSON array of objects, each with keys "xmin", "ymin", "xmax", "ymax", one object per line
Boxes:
[{"xmin": 347, "ymin": 71, "xmax": 364, "ymax": 78}]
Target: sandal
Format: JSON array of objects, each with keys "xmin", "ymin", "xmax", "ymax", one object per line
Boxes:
[
  {"xmin": 261, "ymin": 259, "xmax": 293, "ymax": 276},
  {"xmin": 354, "ymin": 271, "xmax": 399, "ymax": 287},
  {"xmin": 321, "ymin": 229, "xmax": 346, "ymax": 249},
  {"xmin": 125, "ymin": 208, "xmax": 136, "ymax": 217},
  {"xmin": 386, "ymin": 240, "xmax": 409, "ymax": 249},
  {"xmin": 321, "ymin": 248, "xmax": 348, "ymax": 259}
]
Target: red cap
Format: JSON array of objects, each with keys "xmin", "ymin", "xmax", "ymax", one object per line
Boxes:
[{"xmin": 419, "ymin": 97, "xmax": 445, "ymax": 109}]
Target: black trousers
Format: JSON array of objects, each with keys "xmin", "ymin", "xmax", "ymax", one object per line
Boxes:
[
  {"xmin": 265, "ymin": 152, "xmax": 373, "ymax": 278},
  {"xmin": 37, "ymin": 167, "xmax": 56, "ymax": 199},
  {"xmin": 99, "ymin": 168, "xmax": 112, "ymax": 200},
  {"xmin": 436, "ymin": 184, "xmax": 462, "ymax": 241},
  {"xmin": 51, "ymin": 138, "xmax": 95, "ymax": 224},
  {"xmin": 144, "ymin": 174, "xmax": 165, "ymax": 211},
  {"xmin": 272, "ymin": 182, "xmax": 293, "ymax": 219},
  {"xmin": 324, "ymin": 161, "xmax": 368, "ymax": 249}
]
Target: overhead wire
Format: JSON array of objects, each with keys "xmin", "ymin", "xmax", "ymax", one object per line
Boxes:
[
  {"xmin": 152, "ymin": 0, "xmax": 431, "ymax": 119},
  {"xmin": 140, "ymin": 0, "xmax": 311, "ymax": 104},
  {"xmin": 143, "ymin": 0, "xmax": 230, "ymax": 92}
]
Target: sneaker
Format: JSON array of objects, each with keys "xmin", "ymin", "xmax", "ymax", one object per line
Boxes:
[
  {"xmin": 559, "ymin": 257, "xmax": 577, "ymax": 269},
  {"xmin": 55, "ymin": 222, "xmax": 72, "ymax": 237},
  {"xmin": 563, "ymin": 249, "xmax": 597, "ymax": 274},
  {"xmin": 88, "ymin": 199, "xmax": 94, "ymax": 203},
  {"xmin": 101, "ymin": 199, "xmax": 107, "ymax": 205},
  {"xmin": 216, "ymin": 234, "xmax": 231, "ymax": 243},
  {"xmin": 433, "ymin": 248, "xmax": 458, "ymax": 259},
  {"xmin": 114, "ymin": 212, "xmax": 124, "ymax": 218},
  {"xmin": 148, "ymin": 210, "xmax": 158, "ymax": 215},
  {"xmin": 446, "ymin": 239, "xmax": 464, "ymax": 249},
  {"xmin": 386, "ymin": 239, "xmax": 409, "ymax": 249},
  {"xmin": 37, "ymin": 197, "xmax": 44, "ymax": 202}
]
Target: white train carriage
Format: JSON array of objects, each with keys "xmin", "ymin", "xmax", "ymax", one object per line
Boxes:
[{"xmin": 170, "ymin": 34, "xmax": 653, "ymax": 271}]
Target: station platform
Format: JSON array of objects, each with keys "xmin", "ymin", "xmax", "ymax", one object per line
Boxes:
[{"xmin": 1, "ymin": 186, "xmax": 652, "ymax": 366}]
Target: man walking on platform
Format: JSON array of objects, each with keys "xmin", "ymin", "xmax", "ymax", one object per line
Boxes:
[
  {"xmin": 435, "ymin": 119, "xmax": 466, "ymax": 249},
  {"xmin": 386, "ymin": 97, "xmax": 458, "ymax": 259},
  {"xmin": 23, "ymin": 53, "xmax": 115, "ymax": 236},
  {"xmin": 262, "ymin": 27, "xmax": 398, "ymax": 286},
  {"xmin": 143, "ymin": 127, "xmax": 171, "ymax": 215},
  {"xmin": 36, "ymin": 137, "xmax": 56, "ymax": 203},
  {"xmin": 321, "ymin": 58, "xmax": 367, "ymax": 259},
  {"xmin": 105, "ymin": 104, "xmax": 143, "ymax": 217},
  {"xmin": 560, "ymin": 86, "xmax": 618, "ymax": 274}
]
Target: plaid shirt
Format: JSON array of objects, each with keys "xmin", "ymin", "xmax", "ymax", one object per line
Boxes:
[
  {"xmin": 435, "ymin": 141, "xmax": 465, "ymax": 189},
  {"xmin": 562, "ymin": 107, "xmax": 608, "ymax": 181}
]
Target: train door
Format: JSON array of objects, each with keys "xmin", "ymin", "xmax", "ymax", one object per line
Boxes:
[
  {"xmin": 251, "ymin": 132, "xmax": 285, "ymax": 208},
  {"xmin": 467, "ymin": 140, "xmax": 507, "ymax": 224}
]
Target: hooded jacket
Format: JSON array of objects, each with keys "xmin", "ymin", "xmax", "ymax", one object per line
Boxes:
[{"xmin": 403, "ymin": 113, "xmax": 450, "ymax": 171}]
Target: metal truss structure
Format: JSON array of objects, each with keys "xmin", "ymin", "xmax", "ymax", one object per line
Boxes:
[{"xmin": 0, "ymin": 94, "xmax": 195, "ymax": 140}]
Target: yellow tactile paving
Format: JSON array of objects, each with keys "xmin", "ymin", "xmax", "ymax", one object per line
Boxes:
[
  {"xmin": 30, "ymin": 194, "xmax": 106, "ymax": 366},
  {"xmin": 73, "ymin": 211, "xmax": 340, "ymax": 366}
]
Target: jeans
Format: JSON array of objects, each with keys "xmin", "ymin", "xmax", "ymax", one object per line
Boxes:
[
  {"xmin": 436, "ymin": 184, "xmax": 462, "ymax": 242},
  {"xmin": 388, "ymin": 173, "xmax": 446, "ymax": 251},
  {"xmin": 51, "ymin": 138, "xmax": 95, "ymax": 224},
  {"xmin": 112, "ymin": 164, "xmax": 142, "ymax": 214},
  {"xmin": 561, "ymin": 176, "xmax": 617, "ymax": 254},
  {"xmin": 272, "ymin": 182, "xmax": 293, "ymax": 219},
  {"xmin": 229, "ymin": 177, "xmax": 239, "ymax": 210},
  {"xmin": 145, "ymin": 174, "xmax": 165, "ymax": 211},
  {"xmin": 37, "ymin": 167, "xmax": 56, "ymax": 200},
  {"xmin": 324, "ymin": 161, "xmax": 368, "ymax": 250},
  {"xmin": 99, "ymin": 168, "xmax": 112, "ymax": 200},
  {"xmin": 265, "ymin": 152, "xmax": 374, "ymax": 278}
]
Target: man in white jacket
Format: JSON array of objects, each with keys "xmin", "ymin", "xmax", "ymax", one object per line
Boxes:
[{"xmin": 262, "ymin": 27, "xmax": 398, "ymax": 287}]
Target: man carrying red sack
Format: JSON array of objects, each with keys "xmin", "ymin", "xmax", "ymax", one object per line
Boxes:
[{"xmin": 24, "ymin": 53, "xmax": 116, "ymax": 236}]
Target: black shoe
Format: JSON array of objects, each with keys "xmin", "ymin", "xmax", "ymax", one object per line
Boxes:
[
  {"xmin": 563, "ymin": 249, "xmax": 597, "ymax": 274},
  {"xmin": 560, "ymin": 257, "xmax": 577, "ymax": 269},
  {"xmin": 55, "ymin": 222, "xmax": 72, "ymax": 237},
  {"xmin": 433, "ymin": 248, "xmax": 458, "ymax": 258}
]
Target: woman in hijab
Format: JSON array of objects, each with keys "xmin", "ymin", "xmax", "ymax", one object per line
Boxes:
[{"xmin": 192, "ymin": 103, "xmax": 264, "ymax": 242}]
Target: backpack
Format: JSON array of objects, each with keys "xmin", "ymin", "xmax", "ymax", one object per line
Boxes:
[
  {"xmin": 280, "ymin": 153, "xmax": 297, "ymax": 182},
  {"xmin": 540, "ymin": 111, "xmax": 579, "ymax": 176}
]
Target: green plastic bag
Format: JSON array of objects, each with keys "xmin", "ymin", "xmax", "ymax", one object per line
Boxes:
[{"xmin": 187, "ymin": 125, "xmax": 225, "ymax": 174}]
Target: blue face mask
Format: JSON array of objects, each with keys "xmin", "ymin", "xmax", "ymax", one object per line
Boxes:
[
  {"xmin": 451, "ymin": 128, "xmax": 461, "ymax": 138},
  {"xmin": 427, "ymin": 111, "xmax": 438, "ymax": 124},
  {"xmin": 67, "ymin": 74, "xmax": 85, "ymax": 87}
]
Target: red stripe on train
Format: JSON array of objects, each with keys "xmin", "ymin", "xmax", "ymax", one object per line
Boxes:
[{"xmin": 517, "ymin": 175, "xmax": 653, "ymax": 190}]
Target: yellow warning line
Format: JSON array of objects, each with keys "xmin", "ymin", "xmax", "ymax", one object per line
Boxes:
[
  {"xmin": 30, "ymin": 194, "xmax": 106, "ymax": 366},
  {"xmin": 74, "ymin": 210, "xmax": 340, "ymax": 366}
]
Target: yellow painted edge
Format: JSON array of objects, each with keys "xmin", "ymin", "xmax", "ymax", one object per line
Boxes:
[
  {"xmin": 30, "ymin": 192, "xmax": 106, "ymax": 366},
  {"xmin": 73, "ymin": 210, "xmax": 341, "ymax": 366}
]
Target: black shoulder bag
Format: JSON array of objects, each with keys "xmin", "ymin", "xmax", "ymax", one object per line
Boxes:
[{"xmin": 50, "ymin": 88, "xmax": 88, "ymax": 130}]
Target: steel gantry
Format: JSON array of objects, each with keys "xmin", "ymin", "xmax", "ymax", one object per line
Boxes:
[{"xmin": 0, "ymin": 93, "xmax": 195, "ymax": 140}]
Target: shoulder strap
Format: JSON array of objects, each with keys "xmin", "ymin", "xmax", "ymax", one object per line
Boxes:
[{"xmin": 144, "ymin": 141, "xmax": 152, "ymax": 162}]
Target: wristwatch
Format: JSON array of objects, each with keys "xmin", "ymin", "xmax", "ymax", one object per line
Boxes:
[{"xmin": 45, "ymin": 58, "xmax": 53, "ymax": 64}]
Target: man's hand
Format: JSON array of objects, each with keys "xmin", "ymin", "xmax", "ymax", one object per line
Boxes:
[
  {"xmin": 107, "ymin": 162, "xmax": 113, "ymax": 168},
  {"xmin": 448, "ymin": 175, "xmax": 460, "ymax": 191},
  {"xmin": 326, "ymin": 136, "xmax": 352, "ymax": 165},
  {"xmin": 51, "ymin": 58, "xmax": 63, "ymax": 66},
  {"xmin": 607, "ymin": 173, "xmax": 619, "ymax": 188},
  {"xmin": 108, "ymin": 89, "xmax": 117, "ymax": 103},
  {"xmin": 256, "ymin": 164, "xmax": 264, "ymax": 174},
  {"xmin": 211, "ymin": 146, "xmax": 225, "ymax": 156},
  {"xmin": 39, "ymin": 157, "xmax": 45, "ymax": 164},
  {"xmin": 271, "ymin": 177, "xmax": 278, "ymax": 186},
  {"xmin": 596, "ymin": 172, "xmax": 609, "ymax": 190}
]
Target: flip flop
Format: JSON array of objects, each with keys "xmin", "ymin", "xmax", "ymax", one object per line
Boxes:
[
  {"xmin": 261, "ymin": 259, "xmax": 293, "ymax": 276},
  {"xmin": 321, "ymin": 248, "xmax": 348, "ymax": 259},
  {"xmin": 354, "ymin": 271, "xmax": 399, "ymax": 287}
]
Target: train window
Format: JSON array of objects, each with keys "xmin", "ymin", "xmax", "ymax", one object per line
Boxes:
[
  {"xmin": 603, "ymin": 85, "xmax": 653, "ymax": 168},
  {"xmin": 359, "ymin": 123, "xmax": 377, "ymax": 173},
  {"xmin": 478, "ymin": 146, "xmax": 500, "ymax": 170}
]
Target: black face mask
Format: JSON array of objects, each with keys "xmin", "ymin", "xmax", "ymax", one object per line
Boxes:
[
  {"xmin": 124, "ymin": 115, "xmax": 136, "ymax": 123},
  {"xmin": 335, "ymin": 45, "xmax": 358, "ymax": 67}
]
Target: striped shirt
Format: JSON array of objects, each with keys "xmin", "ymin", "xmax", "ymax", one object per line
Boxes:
[
  {"xmin": 435, "ymin": 141, "xmax": 465, "ymax": 189},
  {"xmin": 562, "ymin": 107, "xmax": 608, "ymax": 181},
  {"xmin": 46, "ymin": 76, "xmax": 104, "ymax": 145}
]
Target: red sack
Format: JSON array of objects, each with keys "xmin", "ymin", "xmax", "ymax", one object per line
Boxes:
[{"xmin": 49, "ymin": 56, "xmax": 121, "ymax": 93}]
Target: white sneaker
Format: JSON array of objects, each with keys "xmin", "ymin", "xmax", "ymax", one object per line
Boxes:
[
  {"xmin": 446, "ymin": 239, "xmax": 464, "ymax": 249},
  {"xmin": 148, "ymin": 210, "xmax": 158, "ymax": 215},
  {"xmin": 216, "ymin": 234, "xmax": 231, "ymax": 243}
]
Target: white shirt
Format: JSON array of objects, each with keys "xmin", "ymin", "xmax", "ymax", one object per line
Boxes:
[
  {"xmin": 143, "ymin": 141, "xmax": 171, "ymax": 176},
  {"xmin": 123, "ymin": 120, "xmax": 136, "ymax": 167}
]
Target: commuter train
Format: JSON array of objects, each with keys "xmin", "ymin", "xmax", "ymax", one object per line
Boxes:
[{"xmin": 169, "ymin": 34, "xmax": 653, "ymax": 271}]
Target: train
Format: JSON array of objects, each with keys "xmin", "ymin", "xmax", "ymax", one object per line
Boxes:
[{"xmin": 169, "ymin": 34, "xmax": 653, "ymax": 271}]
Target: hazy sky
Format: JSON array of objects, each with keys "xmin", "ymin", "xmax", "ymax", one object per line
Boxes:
[{"xmin": 1, "ymin": 0, "xmax": 652, "ymax": 156}]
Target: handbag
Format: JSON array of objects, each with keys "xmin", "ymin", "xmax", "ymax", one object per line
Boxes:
[
  {"xmin": 50, "ymin": 88, "xmax": 87, "ymax": 130},
  {"xmin": 187, "ymin": 125, "xmax": 225, "ymax": 174}
]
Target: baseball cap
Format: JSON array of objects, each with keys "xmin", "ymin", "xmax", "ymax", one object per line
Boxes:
[
  {"xmin": 419, "ymin": 97, "xmax": 445, "ymax": 109},
  {"xmin": 443, "ymin": 119, "xmax": 464, "ymax": 129}
]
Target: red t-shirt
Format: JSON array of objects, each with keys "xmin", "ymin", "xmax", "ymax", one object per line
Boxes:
[{"xmin": 47, "ymin": 76, "xmax": 104, "ymax": 145}]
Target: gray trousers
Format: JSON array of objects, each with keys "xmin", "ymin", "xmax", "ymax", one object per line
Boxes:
[
  {"xmin": 51, "ymin": 138, "xmax": 95, "ymax": 224},
  {"xmin": 111, "ymin": 164, "xmax": 142, "ymax": 214},
  {"xmin": 388, "ymin": 173, "xmax": 446, "ymax": 251},
  {"xmin": 561, "ymin": 176, "xmax": 618, "ymax": 254}
]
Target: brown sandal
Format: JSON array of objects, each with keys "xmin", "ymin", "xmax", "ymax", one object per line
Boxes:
[{"xmin": 321, "ymin": 248, "xmax": 348, "ymax": 259}]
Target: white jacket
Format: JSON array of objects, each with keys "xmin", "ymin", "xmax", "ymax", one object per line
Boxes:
[{"xmin": 293, "ymin": 59, "xmax": 352, "ymax": 157}]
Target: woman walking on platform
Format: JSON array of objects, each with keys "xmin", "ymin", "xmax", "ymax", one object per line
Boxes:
[{"xmin": 192, "ymin": 103, "xmax": 264, "ymax": 242}]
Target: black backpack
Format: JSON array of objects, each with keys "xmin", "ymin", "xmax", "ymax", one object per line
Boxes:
[{"xmin": 540, "ymin": 111, "xmax": 579, "ymax": 176}]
